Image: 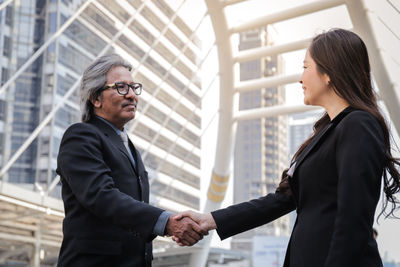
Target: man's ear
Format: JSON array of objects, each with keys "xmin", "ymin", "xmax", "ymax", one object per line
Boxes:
[{"xmin": 91, "ymin": 94, "xmax": 102, "ymax": 108}]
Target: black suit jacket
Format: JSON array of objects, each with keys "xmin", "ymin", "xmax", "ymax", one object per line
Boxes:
[
  {"xmin": 212, "ymin": 108, "xmax": 385, "ymax": 267},
  {"xmin": 56, "ymin": 117, "xmax": 164, "ymax": 267}
]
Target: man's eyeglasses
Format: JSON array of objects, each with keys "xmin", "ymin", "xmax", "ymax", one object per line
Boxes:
[{"xmin": 103, "ymin": 82, "xmax": 142, "ymax": 96}]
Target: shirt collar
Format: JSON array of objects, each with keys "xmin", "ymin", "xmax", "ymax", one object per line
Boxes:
[{"xmin": 96, "ymin": 116, "xmax": 125, "ymax": 136}]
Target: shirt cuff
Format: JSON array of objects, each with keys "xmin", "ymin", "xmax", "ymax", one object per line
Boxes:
[{"xmin": 153, "ymin": 211, "xmax": 173, "ymax": 236}]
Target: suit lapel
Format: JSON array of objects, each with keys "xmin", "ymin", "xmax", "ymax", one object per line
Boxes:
[
  {"xmin": 291, "ymin": 106, "xmax": 355, "ymax": 176},
  {"xmin": 292, "ymin": 122, "xmax": 333, "ymax": 175},
  {"xmin": 130, "ymin": 143, "xmax": 149, "ymax": 202},
  {"xmin": 90, "ymin": 117, "xmax": 138, "ymax": 175},
  {"xmin": 292, "ymin": 106, "xmax": 355, "ymax": 177},
  {"xmin": 130, "ymin": 142, "xmax": 143, "ymax": 175}
]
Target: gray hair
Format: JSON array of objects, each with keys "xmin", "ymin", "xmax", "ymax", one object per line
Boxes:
[{"xmin": 80, "ymin": 54, "xmax": 132, "ymax": 122}]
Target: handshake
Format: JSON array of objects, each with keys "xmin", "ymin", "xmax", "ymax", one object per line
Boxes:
[{"xmin": 165, "ymin": 211, "xmax": 217, "ymax": 246}]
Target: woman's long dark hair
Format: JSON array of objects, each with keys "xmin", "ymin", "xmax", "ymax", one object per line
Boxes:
[{"xmin": 293, "ymin": 28, "xmax": 400, "ymax": 218}]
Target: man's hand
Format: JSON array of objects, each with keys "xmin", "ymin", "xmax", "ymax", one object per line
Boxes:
[
  {"xmin": 171, "ymin": 211, "xmax": 216, "ymax": 246},
  {"xmin": 165, "ymin": 215, "xmax": 207, "ymax": 246}
]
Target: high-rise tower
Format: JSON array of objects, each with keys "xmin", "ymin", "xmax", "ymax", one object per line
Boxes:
[{"xmin": 233, "ymin": 27, "xmax": 290, "ymax": 253}]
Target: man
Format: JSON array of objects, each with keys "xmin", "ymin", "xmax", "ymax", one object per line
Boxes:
[{"xmin": 56, "ymin": 54, "xmax": 204, "ymax": 267}]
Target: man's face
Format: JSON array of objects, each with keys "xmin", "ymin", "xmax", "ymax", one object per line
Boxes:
[{"xmin": 93, "ymin": 66, "xmax": 139, "ymax": 130}]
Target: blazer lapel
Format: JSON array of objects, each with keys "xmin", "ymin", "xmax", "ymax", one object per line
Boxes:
[
  {"xmin": 291, "ymin": 106, "xmax": 355, "ymax": 176},
  {"xmin": 90, "ymin": 117, "xmax": 138, "ymax": 175},
  {"xmin": 130, "ymin": 143, "xmax": 149, "ymax": 202},
  {"xmin": 292, "ymin": 122, "xmax": 333, "ymax": 174},
  {"xmin": 130, "ymin": 143, "xmax": 143, "ymax": 175}
]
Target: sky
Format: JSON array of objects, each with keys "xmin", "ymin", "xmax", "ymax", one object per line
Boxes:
[{"xmin": 171, "ymin": 0, "xmax": 400, "ymax": 262}]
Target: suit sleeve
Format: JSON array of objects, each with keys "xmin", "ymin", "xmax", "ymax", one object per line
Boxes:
[
  {"xmin": 324, "ymin": 112, "xmax": 385, "ymax": 267},
  {"xmin": 212, "ymin": 192, "xmax": 296, "ymax": 240},
  {"xmin": 57, "ymin": 123, "xmax": 164, "ymax": 241}
]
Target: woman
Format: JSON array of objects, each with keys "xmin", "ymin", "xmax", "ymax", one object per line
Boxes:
[{"xmin": 175, "ymin": 29, "xmax": 400, "ymax": 266}]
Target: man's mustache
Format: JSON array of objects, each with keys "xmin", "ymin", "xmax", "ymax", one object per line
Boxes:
[{"xmin": 122, "ymin": 101, "xmax": 137, "ymax": 108}]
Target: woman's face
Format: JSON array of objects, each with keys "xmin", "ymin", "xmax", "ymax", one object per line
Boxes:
[{"xmin": 300, "ymin": 50, "xmax": 330, "ymax": 106}]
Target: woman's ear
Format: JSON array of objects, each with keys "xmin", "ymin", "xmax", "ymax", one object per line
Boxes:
[{"xmin": 324, "ymin": 74, "xmax": 331, "ymax": 87}]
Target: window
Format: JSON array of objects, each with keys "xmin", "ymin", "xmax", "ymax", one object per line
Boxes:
[
  {"xmin": 58, "ymin": 44, "xmax": 92, "ymax": 74},
  {"xmin": 5, "ymin": 6, "xmax": 13, "ymax": 26},
  {"xmin": 52, "ymin": 136, "xmax": 61, "ymax": 158},
  {"xmin": 64, "ymin": 20, "xmax": 106, "ymax": 54},
  {"xmin": 57, "ymin": 74, "xmax": 76, "ymax": 96},
  {"xmin": 40, "ymin": 139, "xmax": 49, "ymax": 157},
  {"xmin": 139, "ymin": 99, "xmax": 200, "ymax": 148},
  {"xmin": 143, "ymin": 152, "xmax": 199, "ymax": 188},
  {"xmin": 1, "ymin": 68, "xmax": 9, "ymax": 85},
  {"xmin": 3, "ymin": 36, "xmax": 11, "ymax": 57},
  {"xmin": 55, "ymin": 106, "xmax": 79, "ymax": 128},
  {"xmin": 151, "ymin": 181, "xmax": 199, "ymax": 209},
  {"xmin": 0, "ymin": 100, "xmax": 7, "ymax": 120},
  {"xmin": 134, "ymin": 121, "xmax": 200, "ymax": 168},
  {"xmin": 0, "ymin": 133, "xmax": 3, "ymax": 152}
]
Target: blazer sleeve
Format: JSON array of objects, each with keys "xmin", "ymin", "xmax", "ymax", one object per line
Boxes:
[
  {"xmin": 211, "ymin": 191, "xmax": 296, "ymax": 240},
  {"xmin": 57, "ymin": 123, "xmax": 164, "ymax": 241},
  {"xmin": 324, "ymin": 111, "xmax": 385, "ymax": 267}
]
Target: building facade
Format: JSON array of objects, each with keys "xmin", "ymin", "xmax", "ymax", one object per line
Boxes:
[
  {"xmin": 0, "ymin": 0, "xmax": 41, "ymax": 184},
  {"xmin": 0, "ymin": 0, "xmax": 202, "ymax": 251},
  {"xmin": 232, "ymin": 27, "xmax": 290, "ymax": 253}
]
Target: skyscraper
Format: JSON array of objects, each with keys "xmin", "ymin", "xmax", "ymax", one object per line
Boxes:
[
  {"xmin": 232, "ymin": 27, "xmax": 290, "ymax": 253},
  {"xmin": 0, "ymin": 0, "xmax": 41, "ymax": 184}
]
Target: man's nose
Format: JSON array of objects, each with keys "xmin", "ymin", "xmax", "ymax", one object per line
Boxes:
[{"xmin": 125, "ymin": 87, "xmax": 138, "ymax": 101}]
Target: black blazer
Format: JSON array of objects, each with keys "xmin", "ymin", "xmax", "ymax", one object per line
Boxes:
[
  {"xmin": 212, "ymin": 108, "xmax": 385, "ymax": 267},
  {"xmin": 56, "ymin": 117, "xmax": 164, "ymax": 267}
]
